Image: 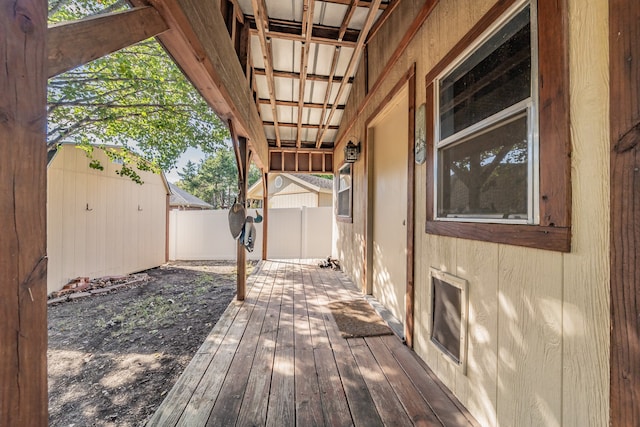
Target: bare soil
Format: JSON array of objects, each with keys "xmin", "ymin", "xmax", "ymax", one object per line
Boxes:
[{"xmin": 47, "ymin": 260, "xmax": 250, "ymax": 427}]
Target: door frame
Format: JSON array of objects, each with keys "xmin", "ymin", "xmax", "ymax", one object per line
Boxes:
[{"xmin": 364, "ymin": 64, "xmax": 416, "ymax": 346}]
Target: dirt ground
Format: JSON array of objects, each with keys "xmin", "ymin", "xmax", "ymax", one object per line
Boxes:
[{"xmin": 47, "ymin": 260, "xmax": 253, "ymax": 427}]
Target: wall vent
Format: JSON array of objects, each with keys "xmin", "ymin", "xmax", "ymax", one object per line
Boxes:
[{"xmin": 430, "ymin": 268, "xmax": 468, "ymax": 374}]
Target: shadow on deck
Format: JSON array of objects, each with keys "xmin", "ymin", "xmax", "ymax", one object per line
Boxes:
[{"xmin": 147, "ymin": 260, "xmax": 479, "ymax": 426}]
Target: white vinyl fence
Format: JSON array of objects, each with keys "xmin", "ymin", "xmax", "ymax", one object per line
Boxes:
[{"xmin": 169, "ymin": 207, "xmax": 332, "ymax": 261}]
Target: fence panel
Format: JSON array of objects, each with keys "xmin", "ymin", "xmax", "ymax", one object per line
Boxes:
[{"xmin": 169, "ymin": 207, "xmax": 332, "ymax": 260}]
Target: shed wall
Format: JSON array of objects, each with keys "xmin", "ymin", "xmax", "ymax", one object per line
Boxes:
[
  {"xmin": 333, "ymin": 0, "xmax": 610, "ymax": 425},
  {"xmin": 47, "ymin": 146, "xmax": 168, "ymax": 293}
]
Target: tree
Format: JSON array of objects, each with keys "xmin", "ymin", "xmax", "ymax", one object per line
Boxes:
[
  {"xmin": 47, "ymin": 0, "xmax": 229, "ymax": 172},
  {"xmin": 176, "ymin": 147, "xmax": 261, "ymax": 209}
]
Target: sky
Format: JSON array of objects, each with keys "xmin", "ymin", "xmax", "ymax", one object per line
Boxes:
[{"xmin": 164, "ymin": 146, "xmax": 206, "ymax": 183}]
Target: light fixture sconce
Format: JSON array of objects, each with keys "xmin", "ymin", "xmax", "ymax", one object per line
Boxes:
[{"xmin": 344, "ymin": 139, "xmax": 361, "ymax": 163}]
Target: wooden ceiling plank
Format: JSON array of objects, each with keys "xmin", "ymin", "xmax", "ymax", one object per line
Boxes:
[
  {"xmin": 296, "ymin": 0, "xmax": 316, "ymax": 147},
  {"xmin": 316, "ymin": 0, "xmax": 382, "ymax": 148},
  {"xmin": 251, "ymin": 0, "xmax": 282, "ymax": 147},
  {"xmin": 47, "ymin": 6, "xmax": 168, "ymax": 78}
]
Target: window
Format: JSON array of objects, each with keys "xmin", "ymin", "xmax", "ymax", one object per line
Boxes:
[
  {"xmin": 436, "ymin": 4, "xmax": 535, "ymax": 223},
  {"xmin": 430, "ymin": 269, "xmax": 468, "ymax": 374},
  {"xmin": 425, "ymin": 0, "xmax": 571, "ymax": 252},
  {"xmin": 336, "ymin": 164, "xmax": 352, "ymax": 220}
]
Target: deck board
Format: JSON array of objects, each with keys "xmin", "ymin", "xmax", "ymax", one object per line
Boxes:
[{"xmin": 148, "ymin": 260, "xmax": 478, "ymax": 427}]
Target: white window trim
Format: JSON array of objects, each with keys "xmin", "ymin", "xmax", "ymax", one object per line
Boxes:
[{"xmin": 432, "ymin": 0, "xmax": 539, "ymax": 225}]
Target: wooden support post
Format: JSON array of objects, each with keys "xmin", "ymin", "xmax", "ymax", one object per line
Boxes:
[
  {"xmin": 262, "ymin": 172, "xmax": 269, "ymax": 260},
  {"xmin": 236, "ymin": 137, "xmax": 249, "ymax": 301},
  {"xmin": 1, "ymin": 1, "xmax": 48, "ymax": 425},
  {"xmin": 610, "ymin": 0, "xmax": 640, "ymax": 424}
]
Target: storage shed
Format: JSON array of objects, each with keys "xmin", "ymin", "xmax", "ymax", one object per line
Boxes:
[{"xmin": 47, "ymin": 144, "xmax": 170, "ymax": 293}]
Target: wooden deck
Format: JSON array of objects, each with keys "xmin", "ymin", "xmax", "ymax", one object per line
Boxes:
[{"xmin": 147, "ymin": 260, "xmax": 479, "ymax": 427}]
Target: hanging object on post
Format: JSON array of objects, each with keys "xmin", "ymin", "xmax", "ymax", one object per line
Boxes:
[
  {"xmin": 228, "ymin": 200, "xmax": 246, "ymax": 239},
  {"xmin": 239, "ymin": 216, "xmax": 256, "ymax": 252}
]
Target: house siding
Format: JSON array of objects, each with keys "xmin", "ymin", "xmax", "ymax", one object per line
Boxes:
[
  {"xmin": 333, "ymin": 0, "xmax": 610, "ymax": 425},
  {"xmin": 47, "ymin": 146, "xmax": 168, "ymax": 293}
]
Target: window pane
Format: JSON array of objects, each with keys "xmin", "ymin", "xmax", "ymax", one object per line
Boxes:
[
  {"xmin": 337, "ymin": 190, "xmax": 350, "ymax": 216},
  {"xmin": 339, "ymin": 165, "xmax": 351, "ymax": 192},
  {"xmin": 439, "ymin": 6, "xmax": 531, "ymax": 139},
  {"xmin": 438, "ymin": 114, "xmax": 528, "ymax": 219}
]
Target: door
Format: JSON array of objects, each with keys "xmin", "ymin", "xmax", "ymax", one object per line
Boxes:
[{"xmin": 369, "ymin": 86, "xmax": 409, "ymax": 325}]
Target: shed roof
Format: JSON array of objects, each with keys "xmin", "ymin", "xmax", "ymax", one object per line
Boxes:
[{"xmin": 168, "ymin": 182, "xmax": 213, "ymax": 209}]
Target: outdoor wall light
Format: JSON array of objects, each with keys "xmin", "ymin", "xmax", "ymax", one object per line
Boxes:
[{"xmin": 344, "ymin": 139, "xmax": 361, "ymax": 163}]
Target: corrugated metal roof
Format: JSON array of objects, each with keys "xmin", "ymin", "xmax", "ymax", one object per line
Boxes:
[{"xmin": 236, "ymin": 0, "xmax": 393, "ymax": 151}]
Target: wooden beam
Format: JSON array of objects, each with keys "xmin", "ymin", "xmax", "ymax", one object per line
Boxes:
[
  {"xmin": 262, "ymin": 172, "xmax": 269, "ymax": 260},
  {"xmin": 1, "ymin": 1, "xmax": 48, "ymax": 425},
  {"xmin": 297, "ymin": 0, "xmax": 317, "ymax": 147},
  {"xmin": 247, "ymin": 16, "xmax": 361, "ymax": 44},
  {"xmin": 610, "ymin": 0, "xmax": 640, "ymax": 424},
  {"xmin": 320, "ymin": 0, "xmax": 388, "ymax": 9},
  {"xmin": 405, "ymin": 70, "xmax": 416, "ymax": 348},
  {"xmin": 248, "ymin": 27, "xmax": 357, "ymax": 48},
  {"xmin": 129, "ymin": 0, "xmax": 269, "ymax": 169},
  {"xmin": 251, "ymin": 0, "xmax": 282, "ymax": 147},
  {"xmin": 316, "ymin": 0, "xmax": 382, "ymax": 148},
  {"xmin": 236, "ymin": 137, "xmax": 249, "ymax": 301},
  {"xmin": 259, "ymin": 98, "xmax": 345, "ymax": 110},
  {"xmin": 47, "ymin": 6, "xmax": 168, "ymax": 78},
  {"xmin": 253, "ymin": 68, "xmax": 353, "ymax": 83},
  {"xmin": 313, "ymin": 0, "xmax": 358, "ymax": 149},
  {"xmin": 228, "ymin": 0, "xmax": 245, "ymax": 24},
  {"xmin": 263, "ymin": 121, "xmax": 338, "ymax": 130}
]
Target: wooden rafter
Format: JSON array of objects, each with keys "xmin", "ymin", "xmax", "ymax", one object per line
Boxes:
[
  {"xmin": 246, "ymin": 16, "xmax": 361, "ymax": 44},
  {"xmin": 264, "ymin": 121, "xmax": 339, "ymax": 130},
  {"xmin": 251, "ymin": 0, "xmax": 282, "ymax": 147},
  {"xmin": 248, "ymin": 27, "xmax": 356, "ymax": 48},
  {"xmin": 296, "ymin": 0, "xmax": 316, "ymax": 147},
  {"xmin": 47, "ymin": 6, "xmax": 168, "ymax": 78},
  {"xmin": 323, "ymin": 0, "xmax": 388, "ymax": 9},
  {"xmin": 314, "ymin": 0, "xmax": 359, "ymax": 147},
  {"xmin": 253, "ymin": 68, "xmax": 353, "ymax": 83},
  {"xmin": 228, "ymin": 0, "xmax": 245, "ymax": 24},
  {"xmin": 316, "ymin": 0, "xmax": 382, "ymax": 147},
  {"xmin": 258, "ymin": 98, "xmax": 345, "ymax": 110}
]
